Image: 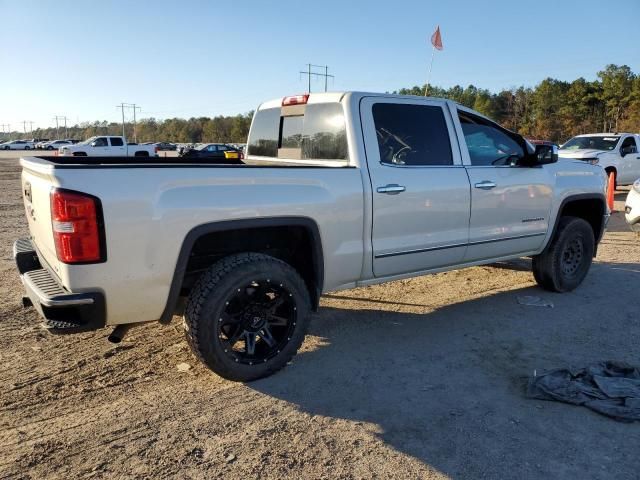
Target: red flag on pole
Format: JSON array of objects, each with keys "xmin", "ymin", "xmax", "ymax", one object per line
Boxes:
[{"xmin": 430, "ymin": 26, "xmax": 443, "ymax": 50}]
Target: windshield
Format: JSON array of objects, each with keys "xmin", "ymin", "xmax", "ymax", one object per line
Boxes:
[
  {"xmin": 80, "ymin": 136, "xmax": 97, "ymax": 145},
  {"xmin": 560, "ymin": 136, "xmax": 619, "ymax": 151}
]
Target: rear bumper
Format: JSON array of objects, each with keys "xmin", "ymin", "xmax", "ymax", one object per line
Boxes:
[{"xmin": 14, "ymin": 238, "xmax": 106, "ymax": 332}]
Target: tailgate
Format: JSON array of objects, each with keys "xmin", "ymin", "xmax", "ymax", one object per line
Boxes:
[{"xmin": 20, "ymin": 157, "xmax": 59, "ymax": 273}]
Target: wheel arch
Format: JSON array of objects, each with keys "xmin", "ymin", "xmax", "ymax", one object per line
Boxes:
[
  {"xmin": 159, "ymin": 216, "xmax": 324, "ymax": 323},
  {"xmin": 547, "ymin": 193, "xmax": 607, "ymax": 256}
]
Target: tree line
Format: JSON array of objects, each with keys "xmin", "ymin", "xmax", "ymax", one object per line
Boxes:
[
  {"xmin": 7, "ymin": 113, "xmax": 254, "ymax": 145},
  {"xmin": 397, "ymin": 64, "xmax": 639, "ymax": 142},
  {"xmin": 4, "ymin": 64, "xmax": 638, "ymax": 145}
]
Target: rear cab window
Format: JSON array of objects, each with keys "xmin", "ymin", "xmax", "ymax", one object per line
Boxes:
[
  {"xmin": 372, "ymin": 103, "xmax": 453, "ymax": 166},
  {"xmin": 247, "ymin": 99, "xmax": 349, "ymax": 165}
]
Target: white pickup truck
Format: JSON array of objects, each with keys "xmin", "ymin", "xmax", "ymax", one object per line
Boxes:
[
  {"xmin": 58, "ymin": 136, "xmax": 157, "ymax": 157},
  {"xmin": 14, "ymin": 92, "xmax": 609, "ymax": 381},
  {"xmin": 559, "ymin": 133, "xmax": 640, "ymax": 187}
]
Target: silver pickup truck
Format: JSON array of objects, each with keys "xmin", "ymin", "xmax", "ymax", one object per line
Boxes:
[{"xmin": 14, "ymin": 92, "xmax": 609, "ymax": 381}]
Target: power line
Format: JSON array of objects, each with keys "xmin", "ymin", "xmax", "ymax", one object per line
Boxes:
[{"xmin": 299, "ymin": 64, "xmax": 334, "ymax": 93}]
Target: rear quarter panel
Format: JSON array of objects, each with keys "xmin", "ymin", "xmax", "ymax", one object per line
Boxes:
[{"xmin": 44, "ymin": 165, "xmax": 366, "ymax": 325}]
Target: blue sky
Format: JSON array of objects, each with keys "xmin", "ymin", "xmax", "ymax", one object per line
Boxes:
[{"xmin": 1, "ymin": 0, "xmax": 639, "ymax": 132}]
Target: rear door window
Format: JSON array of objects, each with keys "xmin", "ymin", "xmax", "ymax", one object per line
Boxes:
[
  {"xmin": 110, "ymin": 137, "xmax": 124, "ymax": 146},
  {"xmin": 248, "ymin": 102, "xmax": 348, "ymax": 162}
]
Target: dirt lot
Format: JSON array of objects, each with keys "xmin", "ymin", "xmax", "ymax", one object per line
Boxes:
[{"xmin": 0, "ymin": 153, "xmax": 638, "ymax": 479}]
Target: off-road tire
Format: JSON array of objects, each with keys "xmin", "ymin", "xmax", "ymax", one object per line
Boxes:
[
  {"xmin": 183, "ymin": 252, "xmax": 311, "ymax": 381},
  {"xmin": 532, "ymin": 216, "xmax": 594, "ymax": 292}
]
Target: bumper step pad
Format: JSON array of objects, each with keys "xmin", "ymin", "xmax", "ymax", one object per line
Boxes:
[{"xmin": 14, "ymin": 238, "xmax": 106, "ymax": 332}]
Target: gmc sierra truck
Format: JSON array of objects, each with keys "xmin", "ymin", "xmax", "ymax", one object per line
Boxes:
[{"xmin": 14, "ymin": 92, "xmax": 609, "ymax": 381}]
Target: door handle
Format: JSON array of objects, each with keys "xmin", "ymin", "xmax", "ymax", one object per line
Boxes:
[
  {"xmin": 474, "ymin": 181, "xmax": 497, "ymax": 190},
  {"xmin": 377, "ymin": 184, "xmax": 406, "ymax": 194}
]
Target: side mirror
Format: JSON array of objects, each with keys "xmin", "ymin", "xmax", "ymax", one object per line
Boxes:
[
  {"xmin": 620, "ymin": 146, "xmax": 635, "ymax": 157},
  {"xmin": 523, "ymin": 144, "xmax": 558, "ymax": 166},
  {"xmin": 90, "ymin": 141, "xmax": 97, "ymax": 147}
]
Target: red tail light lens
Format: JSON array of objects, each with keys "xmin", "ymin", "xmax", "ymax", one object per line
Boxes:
[{"xmin": 50, "ymin": 189, "xmax": 105, "ymax": 263}]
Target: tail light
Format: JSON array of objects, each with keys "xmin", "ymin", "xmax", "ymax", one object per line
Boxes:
[
  {"xmin": 154, "ymin": 146, "xmax": 159, "ymax": 154},
  {"xmin": 50, "ymin": 189, "xmax": 105, "ymax": 264},
  {"xmin": 282, "ymin": 94, "xmax": 309, "ymax": 106}
]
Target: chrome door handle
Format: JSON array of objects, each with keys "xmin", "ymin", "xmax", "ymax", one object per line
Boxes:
[
  {"xmin": 377, "ymin": 184, "xmax": 406, "ymax": 194},
  {"xmin": 474, "ymin": 181, "xmax": 497, "ymax": 190}
]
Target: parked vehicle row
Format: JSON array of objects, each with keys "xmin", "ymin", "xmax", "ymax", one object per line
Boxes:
[{"xmin": 14, "ymin": 91, "xmax": 609, "ymax": 382}]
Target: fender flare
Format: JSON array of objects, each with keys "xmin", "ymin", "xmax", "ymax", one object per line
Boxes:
[
  {"xmin": 545, "ymin": 193, "xmax": 607, "ymax": 254},
  {"xmin": 159, "ymin": 216, "xmax": 324, "ymax": 323}
]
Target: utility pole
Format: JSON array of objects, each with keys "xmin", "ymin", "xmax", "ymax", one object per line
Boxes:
[
  {"xmin": 116, "ymin": 103, "xmax": 141, "ymax": 141},
  {"xmin": 117, "ymin": 103, "xmax": 126, "ymax": 137},
  {"xmin": 131, "ymin": 104, "xmax": 141, "ymax": 143},
  {"xmin": 53, "ymin": 116, "xmax": 68, "ymax": 139},
  {"xmin": 299, "ymin": 64, "xmax": 334, "ymax": 93}
]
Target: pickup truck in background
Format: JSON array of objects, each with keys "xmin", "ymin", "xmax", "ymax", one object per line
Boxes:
[
  {"xmin": 14, "ymin": 92, "xmax": 609, "ymax": 381},
  {"xmin": 58, "ymin": 136, "xmax": 157, "ymax": 157},
  {"xmin": 559, "ymin": 133, "xmax": 640, "ymax": 187}
]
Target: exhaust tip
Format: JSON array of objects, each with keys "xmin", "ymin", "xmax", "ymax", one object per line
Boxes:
[{"xmin": 108, "ymin": 324, "xmax": 132, "ymax": 344}]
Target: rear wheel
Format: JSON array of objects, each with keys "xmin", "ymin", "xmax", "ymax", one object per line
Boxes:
[
  {"xmin": 183, "ymin": 253, "xmax": 311, "ymax": 381},
  {"xmin": 532, "ymin": 216, "xmax": 594, "ymax": 292},
  {"xmin": 24, "ymin": 146, "xmax": 30, "ymax": 150},
  {"xmin": 72, "ymin": 152, "xmax": 87, "ymax": 156},
  {"xmin": 134, "ymin": 151, "xmax": 149, "ymax": 157}
]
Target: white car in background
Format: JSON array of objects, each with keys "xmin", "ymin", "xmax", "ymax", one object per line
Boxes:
[
  {"xmin": 625, "ymin": 179, "xmax": 640, "ymax": 232},
  {"xmin": 1, "ymin": 140, "xmax": 35, "ymax": 150},
  {"xmin": 43, "ymin": 140, "xmax": 72, "ymax": 150},
  {"xmin": 559, "ymin": 133, "xmax": 640, "ymax": 187}
]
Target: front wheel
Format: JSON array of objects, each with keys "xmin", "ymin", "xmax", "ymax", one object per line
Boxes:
[
  {"xmin": 183, "ymin": 253, "xmax": 311, "ymax": 381},
  {"xmin": 532, "ymin": 216, "xmax": 595, "ymax": 292}
]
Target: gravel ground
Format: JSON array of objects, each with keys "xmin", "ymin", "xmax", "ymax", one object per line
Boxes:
[{"xmin": 0, "ymin": 154, "xmax": 639, "ymax": 479}]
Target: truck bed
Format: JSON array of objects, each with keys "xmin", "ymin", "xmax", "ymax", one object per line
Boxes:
[{"xmin": 31, "ymin": 156, "xmax": 350, "ymax": 168}]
